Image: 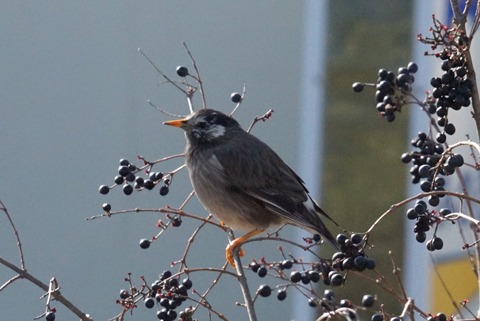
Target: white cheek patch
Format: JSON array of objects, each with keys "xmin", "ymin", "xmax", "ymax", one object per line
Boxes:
[{"xmin": 208, "ymin": 124, "xmax": 226, "ymax": 138}]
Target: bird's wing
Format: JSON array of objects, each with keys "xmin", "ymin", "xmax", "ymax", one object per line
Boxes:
[{"xmin": 213, "ymin": 131, "xmax": 333, "ymax": 232}]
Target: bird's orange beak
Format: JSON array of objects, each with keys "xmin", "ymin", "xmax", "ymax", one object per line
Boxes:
[{"xmin": 163, "ymin": 118, "xmax": 187, "ymax": 128}]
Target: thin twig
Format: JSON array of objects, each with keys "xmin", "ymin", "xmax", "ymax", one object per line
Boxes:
[
  {"xmin": 183, "ymin": 42, "xmax": 207, "ymax": 109},
  {"xmin": 1, "ymin": 200, "xmax": 25, "ymax": 269},
  {"xmin": 246, "ymin": 109, "xmax": 275, "ymax": 133},
  {"xmin": 138, "ymin": 48, "xmax": 187, "ymax": 95},
  {"xmin": 230, "ymin": 84, "xmax": 247, "ymax": 117},
  {"xmin": 0, "ymin": 257, "xmax": 92, "ymax": 321}
]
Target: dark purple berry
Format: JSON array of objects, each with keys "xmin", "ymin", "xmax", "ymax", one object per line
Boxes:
[
  {"xmin": 139, "ymin": 239, "xmax": 151, "ymax": 249},
  {"xmin": 45, "ymin": 312, "xmax": 56, "ymax": 321},
  {"xmin": 182, "ymin": 277, "xmax": 193, "ymax": 289},
  {"xmin": 230, "ymin": 92, "xmax": 242, "ymax": 103},
  {"xmin": 277, "ymin": 289, "xmax": 287, "ymax": 301},
  {"xmin": 372, "ymin": 314, "xmax": 384, "ymax": 321},
  {"xmin": 249, "ymin": 261, "xmax": 260, "ymax": 273},
  {"xmin": 102, "ymin": 203, "xmax": 111, "ymax": 212},
  {"xmin": 407, "ymin": 62, "xmax": 418, "ymax": 73},
  {"xmin": 159, "ymin": 185, "xmax": 169, "ymax": 196},
  {"xmin": 257, "ymin": 266, "xmax": 267, "ymax": 278},
  {"xmin": 118, "ymin": 165, "xmax": 130, "ymax": 177},
  {"xmin": 176, "ymin": 66, "xmax": 189, "ymax": 77},
  {"xmin": 144, "ymin": 179, "xmax": 155, "ymax": 190},
  {"xmin": 123, "ymin": 184, "xmax": 133, "ymax": 195},
  {"xmin": 432, "ymin": 237, "xmax": 444, "ymax": 250},
  {"xmin": 114, "ymin": 175, "xmax": 124, "ymax": 185},
  {"xmin": 144, "ymin": 297, "xmax": 155, "ymax": 309},
  {"xmin": 290, "ymin": 271, "xmax": 301, "ymax": 283},
  {"xmin": 352, "ymin": 82, "xmax": 364, "ymax": 92},
  {"xmin": 257, "ymin": 284, "xmax": 271, "ymax": 297},
  {"xmin": 280, "ymin": 260, "xmax": 293, "ymax": 270},
  {"xmin": 362, "ymin": 294, "xmax": 375, "ymax": 307},
  {"xmin": 119, "ymin": 289, "xmax": 129, "ymax": 299},
  {"xmin": 99, "ymin": 185, "xmax": 110, "ymax": 195}
]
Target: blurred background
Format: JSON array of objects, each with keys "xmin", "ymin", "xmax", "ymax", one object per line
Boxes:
[{"xmin": 1, "ymin": 1, "xmax": 466, "ymax": 320}]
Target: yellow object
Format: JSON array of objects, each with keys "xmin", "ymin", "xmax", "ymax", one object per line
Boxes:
[{"xmin": 431, "ymin": 258, "xmax": 477, "ymax": 315}]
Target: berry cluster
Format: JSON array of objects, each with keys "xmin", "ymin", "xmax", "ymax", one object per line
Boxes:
[
  {"xmin": 401, "ymin": 131, "xmax": 465, "ymax": 205},
  {"xmin": 309, "ymin": 289, "xmax": 380, "ymax": 320},
  {"xmin": 406, "ymin": 200, "xmax": 450, "ymax": 251},
  {"xmin": 98, "ymin": 159, "xmax": 171, "ymax": 197},
  {"xmin": 331, "ymin": 233, "xmax": 375, "ymax": 273},
  {"xmin": 352, "ymin": 62, "xmax": 418, "ymax": 122},
  {"xmin": 118, "ymin": 270, "xmax": 193, "ymax": 321},
  {"xmin": 418, "ymin": 16, "xmax": 472, "ymax": 142},
  {"xmin": 429, "ymin": 52, "xmax": 472, "ymax": 136}
]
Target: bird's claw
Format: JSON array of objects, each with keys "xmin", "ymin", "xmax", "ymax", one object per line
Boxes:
[{"xmin": 226, "ymin": 243, "xmax": 245, "ymax": 268}]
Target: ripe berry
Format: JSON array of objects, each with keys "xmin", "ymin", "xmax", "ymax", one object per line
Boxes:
[
  {"xmin": 448, "ymin": 153, "xmax": 464, "ymax": 167},
  {"xmin": 160, "ymin": 270, "xmax": 172, "ymax": 280},
  {"xmin": 436, "ymin": 313, "xmax": 447, "ymax": 321},
  {"xmin": 99, "ymin": 185, "xmax": 110, "ymax": 195},
  {"xmin": 312, "ymin": 233, "xmax": 321, "ymax": 242},
  {"xmin": 354, "ymin": 255, "xmax": 367, "ymax": 271},
  {"xmin": 45, "ymin": 312, "xmax": 56, "ymax": 321},
  {"xmin": 257, "ymin": 284, "xmax": 271, "ymax": 297},
  {"xmin": 114, "ymin": 175, "xmax": 124, "ymax": 185},
  {"xmin": 324, "ymin": 289, "xmax": 335, "ymax": 301},
  {"xmin": 144, "ymin": 179, "xmax": 155, "ymax": 190},
  {"xmin": 277, "ymin": 289, "xmax": 287, "ymax": 301},
  {"xmin": 257, "ymin": 266, "xmax": 267, "ymax": 278},
  {"xmin": 139, "ymin": 239, "xmax": 151, "ymax": 249},
  {"xmin": 308, "ymin": 270, "xmax": 320, "ymax": 283},
  {"xmin": 329, "ymin": 272, "xmax": 343, "ymax": 286},
  {"xmin": 176, "ymin": 66, "xmax": 189, "ymax": 77},
  {"xmin": 102, "ymin": 203, "xmax": 111, "ymax": 212},
  {"xmin": 280, "ymin": 260, "xmax": 293, "ymax": 270},
  {"xmin": 249, "ymin": 261, "xmax": 260, "ymax": 273},
  {"xmin": 366, "ymin": 258, "xmax": 376, "ymax": 270},
  {"xmin": 230, "ymin": 92, "xmax": 242, "ymax": 103},
  {"xmin": 407, "ymin": 62, "xmax": 418, "ymax": 73},
  {"xmin": 362, "ymin": 294, "xmax": 375, "ymax": 307},
  {"xmin": 432, "ymin": 237, "xmax": 444, "ymax": 250},
  {"xmin": 352, "ymin": 82, "xmax": 365, "ymax": 92},
  {"xmin": 340, "ymin": 299, "xmax": 353, "ymax": 308},
  {"xmin": 308, "ymin": 298, "xmax": 318, "ymax": 307},
  {"xmin": 350, "ymin": 233, "xmax": 363, "ymax": 245},
  {"xmin": 119, "ymin": 289, "xmax": 129, "ymax": 299},
  {"xmin": 182, "ymin": 277, "xmax": 193, "ymax": 289},
  {"xmin": 371, "ymin": 314, "xmax": 384, "ymax": 321},
  {"xmin": 118, "ymin": 165, "xmax": 130, "ymax": 177},
  {"xmin": 290, "ymin": 271, "xmax": 301, "ymax": 283},
  {"xmin": 171, "ymin": 217, "xmax": 182, "ymax": 227},
  {"xmin": 123, "ymin": 184, "xmax": 133, "ymax": 195},
  {"xmin": 336, "ymin": 234, "xmax": 348, "ymax": 245},
  {"xmin": 144, "ymin": 297, "xmax": 155, "ymax": 309},
  {"xmin": 159, "ymin": 185, "xmax": 169, "ymax": 196}
]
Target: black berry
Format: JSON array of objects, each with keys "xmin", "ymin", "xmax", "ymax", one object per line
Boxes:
[
  {"xmin": 230, "ymin": 92, "xmax": 242, "ymax": 103},
  {"xmin": 99, "ymin": 185, "xmax": 110, "ymax": 195},
  {"xmin": 176, "ymin": 66, "xmax": 189, "ymax": 77},
  {"xmin": 257, "ymin": 284, "xmax": 271, "ymax": 297},
  {"xmin": 139, "ymin": 239, "xmax": 151, "ymax": 249}
]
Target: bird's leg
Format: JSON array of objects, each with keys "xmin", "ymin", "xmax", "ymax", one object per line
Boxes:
[{"xmin": 226, "ymin": 228, "xmax": 265, "ymax": 268}]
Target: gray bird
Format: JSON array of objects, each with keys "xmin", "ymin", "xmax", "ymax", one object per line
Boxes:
[{"xmin": 164, "ymin": 108, "xmax": 337, "ymax": 267}]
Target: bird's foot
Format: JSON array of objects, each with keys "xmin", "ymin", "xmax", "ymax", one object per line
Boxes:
[{"xmin": 225, "ymin": 242, "xmax": 245, "ymax": 268}]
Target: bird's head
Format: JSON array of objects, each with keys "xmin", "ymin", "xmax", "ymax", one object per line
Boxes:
[{"xmin": 163, "ymin": 109, "xmax": 241, "ymax": 145}]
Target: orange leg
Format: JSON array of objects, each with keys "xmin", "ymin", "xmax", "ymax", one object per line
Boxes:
[{"xmin": 226, "ymin": 228, "xmax": 265, "ymax": 268}]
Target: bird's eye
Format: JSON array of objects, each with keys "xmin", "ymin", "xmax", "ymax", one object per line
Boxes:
[{"xmin": 197, "ymin": 121, "xmax": 208, "ymax": 129}]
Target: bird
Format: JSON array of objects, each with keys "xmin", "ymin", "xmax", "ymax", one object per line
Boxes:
[{"xmin": 164, "ymin": 108, "xmax": 337, "ymax": 268}]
